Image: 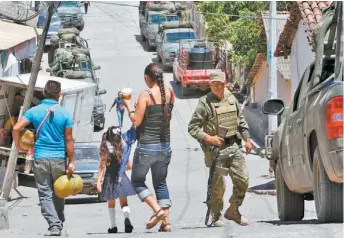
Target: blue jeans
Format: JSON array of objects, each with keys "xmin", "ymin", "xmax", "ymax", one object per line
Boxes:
[
  {"xmin": 33, "ymin": 159, "xmax": 66, "ymax": 231},
  {"xmin": 131, "ymin": 143, "xmax": 172, "ymax": 208},
  {"xmin": 117, "ymin": 110, "xmax": 124, "ymax": 127}
]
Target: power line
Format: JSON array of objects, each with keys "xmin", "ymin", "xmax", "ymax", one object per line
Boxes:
[{"xmin": 198, "ymin": 11, "xmax": 289, "ymax": 21}]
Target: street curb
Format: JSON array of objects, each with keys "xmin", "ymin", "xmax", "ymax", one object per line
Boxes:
[{"xmin": 0, "ymin": 199, "xmax": 9, "ymax": 230}]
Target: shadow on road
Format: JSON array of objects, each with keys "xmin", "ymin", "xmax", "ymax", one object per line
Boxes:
[
  {"xmin": 134, "ymin": 35, "xmax": 158, "ymax": 54},
  {"xmin": 247, "ymin": 180, "xmax": 276, "ymax": 195},
  {"xmin": 259, "ymin": 219, "xmax": 333, "ymax": 225},
  {"xmin": 65, "ymin": 196, "xmax": 105, "ymax": 205},
  {"xmin": 18, "ymin": 174, "xmax": 36, "ymax": 188},
  {"xmin": 169, "ymin": 80, "xmax": 207, "ymax": 100}
]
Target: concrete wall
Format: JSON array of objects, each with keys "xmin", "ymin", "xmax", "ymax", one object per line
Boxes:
[
  {"xmin": 277, "ymin": 71, "xmax": 292, "ymax": 105},
  {"xmin": 251, "ymin": 62, "xmax": 291, "ymax": 106},
  {"xmin": 253, "ymin": 62, "xmax": 269, "ymax": 104},
  {"xmin": 291, "ymin": 20, "xmax": 314, "ymax": 95}
]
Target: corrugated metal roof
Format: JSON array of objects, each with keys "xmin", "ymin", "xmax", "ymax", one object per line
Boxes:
[
  {"xmin": 0, "ymin": 72, "xmax": 96, "ymax": 92},
  {"xmin": 0, "ymin": 20, "xmax": 42, "ymax": 50},
  {"xmin": 261, "ymin": 11, "xmax": 291, "ymax": 80}
]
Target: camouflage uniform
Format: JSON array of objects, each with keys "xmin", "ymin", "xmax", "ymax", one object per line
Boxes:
[{"xmin": 188, "ymin": 72, "xmax": 250, "ymax": 225}]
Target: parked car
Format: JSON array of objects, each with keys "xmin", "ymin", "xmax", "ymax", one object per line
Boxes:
[
  {"xmin": 37, "ymin": 11, "xmax": 63, "ymax": 46},
  {"xmin": 73, "ymin": 142, "xmax": 100, "ymax": 200},
  {"xmin": 139, "ymin": 11, "xmax": 180, "ymax": 50},
  {"xmin": 156, "ymin": 22, "xmax": 196, "ymax": 69},
  {"xmin": 57, "ymin": 1, "xmax": 84, "ymax": 31},
  {"xmin": 261, "ymin": 8, "xmax": 343, "ymax": 222}
]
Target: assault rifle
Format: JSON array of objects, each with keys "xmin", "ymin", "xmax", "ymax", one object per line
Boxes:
[{"xmin": 204, "ymin": 126, "xmax": 228, "ymax": 227}]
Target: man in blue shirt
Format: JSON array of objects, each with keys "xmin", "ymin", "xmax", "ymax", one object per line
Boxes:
[{"xmin": 13, "ymin": 80, "xmax": 75, "ymax": 236}]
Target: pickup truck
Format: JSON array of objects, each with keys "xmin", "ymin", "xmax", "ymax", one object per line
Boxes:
[
  {"xmin": 156, "ymin": 22, "xmax": 196, "ymax": 70},
  {"xmin": 139, "ymin": 10, "xmax": 180, "ymax": 50},
  {"xmin": 0, "ymin": 73, "xmax": 98, "ymax": 174},
  {"xmin": 57, "ymin": 1, "xmax": 84, "ymax": 31},
  {"xmin": 172, "ymin": 40, "xmax": 225, "ymax": 96},
  {"xmin": 261, "ymin": 2, "xmax": 343, "ymax": 223}
]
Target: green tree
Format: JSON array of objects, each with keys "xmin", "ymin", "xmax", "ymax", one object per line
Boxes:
[{"xmin": 197, "ymin": 1, "xmax": 292, "ymax": 70}]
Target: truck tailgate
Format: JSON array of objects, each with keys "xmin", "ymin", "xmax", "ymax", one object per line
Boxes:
[{"xmin": 183, "ymin": 69, "xmax": 223, "ymax": 86}]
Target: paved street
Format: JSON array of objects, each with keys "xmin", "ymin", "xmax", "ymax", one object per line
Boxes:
[{"xmin": 0, "ymin": 2, "xmax": 343, "ymax": 238}]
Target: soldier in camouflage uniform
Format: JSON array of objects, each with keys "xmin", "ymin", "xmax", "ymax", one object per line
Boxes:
[{"xmin": 188, "ymin": 72, "xmax": 252, "ymax": 227}]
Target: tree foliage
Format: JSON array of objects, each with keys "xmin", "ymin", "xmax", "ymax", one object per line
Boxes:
[{"xmin": 197, "ymin": 1, "xmax": 292, "ymax": 70}]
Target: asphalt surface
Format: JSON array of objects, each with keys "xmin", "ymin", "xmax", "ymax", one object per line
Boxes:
[{"xmin": 0, "ymin": 2, "xmax": 343, "ymax": 238}]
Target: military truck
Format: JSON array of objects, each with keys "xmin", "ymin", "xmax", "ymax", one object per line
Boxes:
[
  {"xmin": 48, "ymin": 28, "xmax": 88, "ymax": 65},
  {"xmin": 46, "ymin": 47, "xmax": 106, "ymax": 132},
  {"xmin": 139, "ymin": 2, "xmax": 185, "ymax": 50},
  {"xmin": 156, "ymin": 21, "xmax": 196, "ymax": 70},
  {"xmin": 57, "ymin": 1, "xmax": 85, "ymax": 31},
  {"xmin": 261, "ymin": 2, "xmax": 343, "ymax": 223}
]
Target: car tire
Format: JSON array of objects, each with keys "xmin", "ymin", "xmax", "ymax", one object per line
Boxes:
[
  {"xmin": 141, "ymin": 31, "xmax": 146, "ymax": 41},
  {"xmin": 313, "ymin": 146, "xmax": 343, "ymax": 222},
  {"xmin": 276, "ymin": 162, "xmax": 304, "ymax": 221},
  {"xmin": 77, "ymin": 20, "xmax": 85, "ymax": 31}
]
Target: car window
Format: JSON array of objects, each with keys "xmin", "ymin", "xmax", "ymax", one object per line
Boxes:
[
  {"xmin": 50, "ymin": 15, "xmax": 61, "ymax": 26},
  {"xmin": 166, "ymin": 15, "xmax": 180, "ymax": 22},
  {"xmin": 165, "ymin": 32, "xmax": 196, "ymax": 43},
  {"xmin": 75, "ymin": 147, "xmax": 99, "ymax": 162},
  {"xmin": 293, "ymin": 66, "xmax": 311, "ymax": 111},
  {"xmin": 59, "ymin": 1, "xmax": 78, "ymax": 7},
  {"xmin": 149, "ymin": 14, "xmax": 166, "ymax": 25}
]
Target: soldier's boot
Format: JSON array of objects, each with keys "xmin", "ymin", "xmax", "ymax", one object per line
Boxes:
[
  {"xmin": 224, "ymin": 204, "xmax": 249, "ymax": 226},
  {"xmin": 213, "ymin": 214, "xmax": 225, "ymax": 227}
]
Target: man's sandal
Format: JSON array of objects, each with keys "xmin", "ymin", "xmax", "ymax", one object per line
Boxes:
[
  {"xmin": 158, "ymin": 223, "xmax": 171, "ymax": 232},
  {"xmin": 146, "ymin": 209, "xmax": 166, "ymax": 229}
]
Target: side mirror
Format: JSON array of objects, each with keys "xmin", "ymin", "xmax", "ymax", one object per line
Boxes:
[
  {"xmin": 46, "ymin": 68, "xmax": 51, "ymax": 72},
  {"xmin": 99, "ymin": 89, "xmax": 107, "ymax": 95},
  {"xmin": 261, "ymin": 99, "xmax": 285, "ymax": 115},
  {"xmin": 93, "ymin": 65, "xmax": 101, "ymax": 70}
]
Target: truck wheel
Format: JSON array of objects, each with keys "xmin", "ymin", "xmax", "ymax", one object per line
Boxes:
[
  {"xmin": 181, "ymin": 85, "xmax": 189, "ymax": 97},
  {"xmin": 141, "ymin": 32, "xmax": 146, "ymax": 41},
  {"xmin": 313, "ymin": 146, "xmax": 343, "ymax": 222},
  {"xmin": 77, "ymin": 20, "xmax": 85, "ymax": 31},
  {"xmin": 147, "ymin": 41, "xmax": 155, "ymax": 51},
  {"xmin": 276, "ymin": 162, "xmax": 304, "ymax": 221}
]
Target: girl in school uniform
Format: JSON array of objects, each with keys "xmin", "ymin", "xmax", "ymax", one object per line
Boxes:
[{"xmin": 96, "ymin": 125, "xmax": 137, "ymax": 233}]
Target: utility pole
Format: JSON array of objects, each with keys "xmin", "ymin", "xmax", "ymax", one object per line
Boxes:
[
  {"xmin": 1, "ymin": 2, "xmax": 55, "ymax": 202},
  {"xmin": 268, "ymin": 1, "xmax": 278, "ymax": 134}
]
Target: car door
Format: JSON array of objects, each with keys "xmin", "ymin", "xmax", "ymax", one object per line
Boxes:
[{"xmin": 285, "ymin": 65, "xmax": 313, "ymax": 190}]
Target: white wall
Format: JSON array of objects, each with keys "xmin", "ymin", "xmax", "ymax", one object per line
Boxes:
[
  {"xmin": 277, "ymin": 71, "xmax": 292, "ymax": 105},
  {"xmin": 253, "ymin": 63, "xmax": 292, "ymax": 106},
  {"xmin": 291, "ymin": 20, "xmax": 315, "ymax": 95},
  {"xmin": 254, "ymin": 63, "xmax": 269, "ymax": 105}
]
